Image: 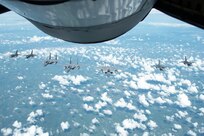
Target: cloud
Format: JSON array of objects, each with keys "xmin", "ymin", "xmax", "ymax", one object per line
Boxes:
[
  {"xmin": 61, "ymin": 121, "xmax": 70, "ymax": 131},
  {"xmin": 27, "ymin": 109, "xmax": 44, "ymax": 124},
  {"xmin": 12, "ymin": 121, "xmax": 22, "ymax": 129},
  {"xmin": 103, "ymin": 110, "xmax": 112, "ymax": 116},
  {"xmin": 101, "ymin": 92, "xmax": 112, "ymax": 104},
  {"xmin": 52, "ymin": 75, "xmax": 89, "ymax": 86},
  {"xmin": 142, "ymin": 22, "xmax": 193, "ymax": 28},
  {"xmin": 114, "ymin": 98, "xmax": 136, "ymax": 111},
  {"xmin": 1, "ymin": 128, "xmax": 12, "ymax": 136},
  {"xmin": 174, "ymin": 124, "xmax": 182, "ymax": 130},
  {"xmin": 138, "ymin": 95, "xmax": 149, "ymax": 107},
  {"xmin": 200, "ymin": 94, "xmax": 204, "ymax": 101},
  {"xmin": 147, "ymin": 120, "xmax": 158, "ymax": 130},
  {"xmin": 42, "ymin": 93, "xmax": 53, "ymax": 99},
  {"xmin": 134, "ymin": 113, "xmax": 147, "ymax": 122},
  {"xmin": 122, "ymin": 119, "xmax": 140, "ymax": 130},
  {"xmin": 83, "ymin": 104, "xmax": 95, "ymax": 112},
  {"xmin": 83, "ymin": 96, "xmax": 94, "ymax": 102},
  {"xmin": 52, "ymin": 75, "xmax": 69, "ymax": 86},
  {"xmin": 92, "ymin": 118, "xmax": 99, "ymax": 125},
  {"xmin": 114, "ymin": 123, "xmax": 128, "ymax": 136},
  {"xmin": 176, "ymin": 93, "xmax": 191, "ymax": 107}
]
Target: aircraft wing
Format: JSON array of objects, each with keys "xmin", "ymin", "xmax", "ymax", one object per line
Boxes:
[{"xmin": 154, "ymin": 0, "xmax": 204, "ymax": 29}]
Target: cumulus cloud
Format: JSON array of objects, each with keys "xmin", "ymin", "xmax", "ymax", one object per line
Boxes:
[
  {"xmin": 12, "ymin": 121, "xmax": 22, "ymax": 129},
  {"xmin": 176, "ymin": 93, "xmax": 191, "ymax": 107},
  {"xmin": 134, "ymin": 113, "xmax": 147, "ymax": 122},
  {"xmin": 42, "ymin": 93, "xmax": 53, "ymax": 99},
  {"xmin": 92, "ymin": 118, "xmax": 99, "ymax": 125},
  {"xmin": 114, "ymin": 123, "xmax": 128, "ymax": 136},
  {"xmin": 114, "ymin": 98, "xmax": 136, "ymax": 111},
  {"xmin": 174, "ymin": 124, "xmax": 182, "ymax": 130},
  {"xmin": 103, "ymin": 110, "xmax": 112, "ymax": 116},
  {"xmin": 52, "ymin": 75, "xmax": 89, "ymax": 86},
  {"xmin": 147, "ymin": 120, "xmax": 158, "ymax": 130},
  {"xmin": 139, "ymin": 95, "xmax": 149, "ymax": 107},
  {"xmin": 61, "ymin": 121, "xmax": 70, "ymax": 131},
  {"xmin": 101, "ymin": 92, "xmax": 112, "ymax": 104},
  {"xmin": 83, "ymin": 96, "xmax": 94, "ymax": 102},
  {"xmin": 27, "ymin": 109, "xmax": 44, "ymax": 123},
  {"xmin": 83, "ymin": 104, "xmax": 95, "ymax": 112},
  {"xmin": 1, "ymin": 128, "xmax": 12, "ymax": 136},
  {"xmin": 95, "ymin": 101, "xmax": 107, "ymax": 112},
  {"xmin": 199, "ymin": 94, "xmax": 204, "ymax": 101}
]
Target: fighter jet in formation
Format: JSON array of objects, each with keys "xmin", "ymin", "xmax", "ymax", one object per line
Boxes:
[
  {"xmin": 64, "ymin": 57, "xmax": 80, "ymax": 72},
  {"xmin": 44, "ymin": 53, "xmax": 58, "ymax": 67},
  {"xmin": 10, "ymin": 50, "xmax": 19, "ymax": 58},
  {"xmin": 181, "ymin": 56, "xmax": 194, "ymax": 66},
  {"xmin": 153, "ymin": 60, "xmax": 166, "ymax": 71},
  {"xmin": 99, "ymin": 65, "xmax": 118, "ymax": 74},
  {"xmin": 25, "ymin": 50, "xmax": 36, "ymax": 59}
]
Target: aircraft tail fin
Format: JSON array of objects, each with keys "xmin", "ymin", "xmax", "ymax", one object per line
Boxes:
[
  {"xmin": 16, "ymin": 50, "xmax": 18, "ymax": 55},
  {"xmin": 49, "ymin": 53, "xmax": 51, "ymax": 60},
  {"xmin": 31, "ymin": 50, "xmax": 33, "ymax": 55},
  {"xmin": 69, "ymin": 57, "xmax": 72, "ymax": 64},
  {"xmin": 185, "ymin": 56, "xmax": 187, "ymax": 62},
  {"xmin": 55, "ymin": 54, "xmax": 58, "ymax": 60}
]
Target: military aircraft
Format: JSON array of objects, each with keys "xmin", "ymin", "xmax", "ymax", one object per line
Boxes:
[
  {"xmin": 44, "ymin": 53, "xmax": 58, "ymax": 67},
  {"xmin": 99, "ymin": 65, "xmax": 118, "ymax": 74},
  {"xmin": 0, "ymin": 0, "xmax": 203, "ymax": 44},
  {"xmin": 181, "ymin": 56, "xmax": 194, "ymax": 66},
  {"xmin": 153, "ymin": 60, "xmax": 166, "ymax": 71},
  {"xmin": 25, "ymin": 50, "xmax": 36, "ymax": 59},
  {"xmin": 10, "ymin": 50, "xmax": 19, "ymax": 58},
  {"xmin": 64, "ymin": 57, "xmax": 80, "ymax": 72}
]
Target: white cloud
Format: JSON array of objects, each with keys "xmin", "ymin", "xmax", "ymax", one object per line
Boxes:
[
  {"xmin": 114, "ymin": 98, "xmax": 136, "ymax": 111},
  {"xmin": 39, "ymin": 82, "xmax": 46, "ymax": 89},
  {"xmin": 114, "ymin": 123, "xmax": 128, "ymax": 136},
  {"xmin": 174, "ymin": 124, "xmax": 182, "ymax": 130},
  {"xmin": 103, "ymin": 110, "xmax": 112, "ymax": 116},
  {"xmin": 27, "ymin": 109, "xmax": 44, "ymax": 123},
  {"xmin": 199, "ymin": 94, "xmax": 204, "ymax": 101},
  {"xmin": 42, "ymin": 93, "xmax": 53, "ymax": 99},
  {"xmin": 101, "ymin": 92, "xmax": 112, "ymax": 104},
  {"xmin": 139, "ymin": 95, "xmax": 149, "ymax": 107},
  {"xmin": 122, "ymin": 119, "xmax": 140, "ymax": 130},
  {"xmin": 176, "ymin": 93, "xmax": 191, "ymax": 107},
  {"xmin": 17, "ymin": 76, "xmax": 24, "ymax": 80},
  {"xmin": 134, "ymin": 113, "xmax": 147, "ymax": 122},
  {"xmin": 92, "ymin": 118, "xmax": 99, "ymax": 125},
  {"xmin": 142, "ymin": 22, "xmax": 192, "ymax": 28},
  {"xmin": 147, "ymin": 120, "xmax": 158, "ymax": 130},
  {"xmin": 83, "ymin": 96, "xmax": 94, "ymax": 102},
  {"xmin": 52, "ymin": 75, "xmax": 89, "ymax": 86},
  {"xmin": 95, "ymin": 101, "xmax": 107, "ymax": 112},
  {"xmin": 83, "ymin": 104, "xmax": 95, "ymax": 112},
  {"xmin": 61, "ymin": 121, "xmax": 70, "ymax": 131},
  {"xmin": 187, "ymin": 130, "xmax": 197, "ymax": 136},
  {"xmin": 1, "ymin": 128, "xmax": 12, "ymax": 136},
  {"xmin": 12, "ymin": 121, "xmax": 22, "ymax": 129},
  {"xmin": 52, "ymin": 75, "xmax": 69, "ymax": 86}
]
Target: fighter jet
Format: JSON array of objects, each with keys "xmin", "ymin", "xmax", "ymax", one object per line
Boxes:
[
  {"xmin": 99, "ymin": 65, "xmax": 118, "ymax": 74},
  {"xmin": 44, "ymin": 53, "xmax": 58, "ymax": 67},
  {"xmin": 153, "ymin": 60, "xmax": 166, "ymax": 71},
  {"xmin": 10, "ymin": 50, "xmax": 19, "ymax": 58},
  {"xmin": 64, "ymin": 57, "xmax": 80, "ymax": 72},
  {"xmin": 181, "ymin": 56, "xmax": 193, "ymax": 66},
  {"xmin": 25, "ymin": 50, "xmax": 36, "ymax": 59}
]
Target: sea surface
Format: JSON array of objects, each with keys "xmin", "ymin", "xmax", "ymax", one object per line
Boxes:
[{"xmin": 0, "ymin": 10, "xmax": 204, "ymax": 136}]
